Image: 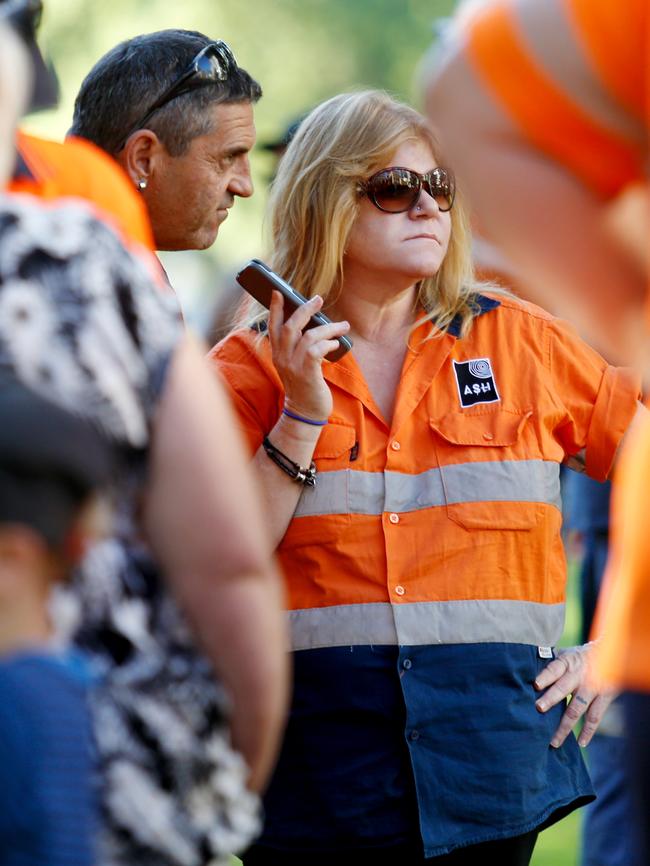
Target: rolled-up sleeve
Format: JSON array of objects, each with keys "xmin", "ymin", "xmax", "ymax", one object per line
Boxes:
[
  {"xmin": 208, "ymin": 330, "xmax": 283, "ymax": 455},
  {"xmin": 584, "ymin": 365, "xmax": 640, "ymax": 480},
  {"xmin": 547, "ymin": 318, "xmax": 640, "ymax": 481}
]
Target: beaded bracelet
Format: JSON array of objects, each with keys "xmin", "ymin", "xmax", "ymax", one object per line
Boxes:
[
  {"xmin": 282, "ymin": 406, "xmax": 328, "ymax": 427},
  {"xmin": 262, "ymin": 437, "xmax": 317, "ymax": 486}
]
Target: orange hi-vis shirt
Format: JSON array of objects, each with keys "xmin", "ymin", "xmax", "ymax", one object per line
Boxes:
[
  {"xmin": 463, "ymin": 0, "xmax": 648, "ymax": 200},
  {"xmin": 9, "ymin": 131, "xmax": 155, "ymax": 252},
  {"xmin": 590, "ymin": 410, "xmax": 650, "ymax": 691},
  {"xmin": 212, "ymin": 296, "xmax": 639, "ymax": 653}
]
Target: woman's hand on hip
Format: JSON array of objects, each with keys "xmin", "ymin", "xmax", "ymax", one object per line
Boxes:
[
  {"xmin": 268, "ymin": 290, "xmax": 350, "ymax": 421},
  {"xmin": 533, "ymin": 643, "xmax": 615, "ymax": 748}
]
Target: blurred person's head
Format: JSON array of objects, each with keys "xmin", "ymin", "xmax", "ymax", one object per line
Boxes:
[
  {"xmin": 0, "ymin": 0, "xmax": 57, "ymax": 114},
  {"xmin": 0, "ymin": 19, "xmax": 31, "ymax": 185},
  {"xmin": 259, "ymin": 112, "xmax": 307, "ymax": 181},
  {"xmin": 266, "ymin": 90, "xmax": 476, "ymax": 335},
  {"xmin": 260, "ymin": 115, "xmax": 306, "ymax": 160},
  {"xmin": 414, "ymin": 12, "xmax": 525, "ymax": 299},
  {"xmin": 0, "ymin": 377, "xmax": 116, "ymax": 648},
  {"xmin": 0, "ymin": 376, "xmax": 116, "ymax": 564},
  {"xmin": 70, "ymin": 29, "xmax": 262, "ymax": 252}
]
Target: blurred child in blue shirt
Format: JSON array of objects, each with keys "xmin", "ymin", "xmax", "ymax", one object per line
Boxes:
[{"xmin": 0, "ymin": 376, "xmax": 116, "ymax": 866}]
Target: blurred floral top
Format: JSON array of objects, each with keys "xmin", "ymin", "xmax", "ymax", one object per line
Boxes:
[{"xmin": 0, "ymin": 195, "xmax": 260, "ymax": 866}]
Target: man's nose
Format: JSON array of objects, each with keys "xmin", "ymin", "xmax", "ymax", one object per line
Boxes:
[{"xmin": 231, "ymin": 161, "xmax": 254, "ymax": 198}]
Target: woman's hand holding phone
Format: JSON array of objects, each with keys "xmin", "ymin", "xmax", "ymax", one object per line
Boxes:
[
  {"xmin": 268, "ymin": 290, "xmax": 350, "ymax": 424},
  {"xmin": 236, "ymin": 259, "xmax": 353, "ymax": 362}
]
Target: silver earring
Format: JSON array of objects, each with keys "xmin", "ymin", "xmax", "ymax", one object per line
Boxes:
[{"xmin": 137, "ymin": 179, "xmax": 148, "ymax": 191}]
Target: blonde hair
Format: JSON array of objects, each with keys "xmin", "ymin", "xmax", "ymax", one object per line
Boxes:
[{"xmin": 247, "ymin": 90, "xmax": 498, "ymax": 338}]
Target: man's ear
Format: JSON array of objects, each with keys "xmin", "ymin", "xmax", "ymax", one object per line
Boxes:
[{"xmin": 118, "ymin": 129, "xmax": 165, "ymax": 191}]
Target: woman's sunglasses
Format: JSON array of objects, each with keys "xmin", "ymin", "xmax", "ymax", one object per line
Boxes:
[
  {"xmin": 118, "ymin": 41, "xmax": 238, "ymax": 150},
  {"xmin": 359, "ymin": 166, "xmax": 455, "ymax": 214}
]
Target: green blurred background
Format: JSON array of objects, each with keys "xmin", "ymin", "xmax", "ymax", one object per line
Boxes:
[
  {"xmin": 28, "ymin": 2, "xmax": 585, "ymax": 862},
  {"xmin": 29, "ymin": 0, "xmax": 458, "ymax": 330}
]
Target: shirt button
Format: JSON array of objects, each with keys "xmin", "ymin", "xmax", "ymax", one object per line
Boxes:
[
  {"xmin": 395, "ymin": 585, "xmax": 405, "ymax": 596},
  {"xmin": 391, "ymin": 440, "xmax": 401, "ymax": 451},
  {"xmin": 409, "ymin": 730, "xmax": 420, "ymax": 742},
  {"xmin": 483, "ymin": 432, "xmax": 494, "ymax": 441},
  {"xmin": 403, "ymin": 658, "xmax": 412, "ymax": 670},
  {"xmin": 389, "ymin": 513, "xmax": 400, "ymax": 524}
]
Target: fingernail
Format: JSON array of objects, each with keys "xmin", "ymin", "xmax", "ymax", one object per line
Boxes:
[
  {"xmin": 550, "ymin": 739, "xmax": 560, "ymax": 749},
  {"xmin": 578, "ymin": 737, "xmax": 587, "ymax": 748},
  {"xmin": 534, "ymin": 679, "xmax": 541, "ymax": 690},
  {"xmin": 536, "ymin": 700, "xmax": 547, "ymax": 712}
]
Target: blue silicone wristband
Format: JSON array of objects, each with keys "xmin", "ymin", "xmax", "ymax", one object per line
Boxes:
[{"xmin": 282, "ymin": 406, "xmax": 328, "ymax": 426}]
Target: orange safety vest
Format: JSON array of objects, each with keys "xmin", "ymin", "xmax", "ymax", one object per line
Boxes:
[
  {"xmin": 212, "ymin": 297, "xmax": 638, "ymax": 652},
  {"xmin": 9, "ymin": 131, "xmax": 155, "ymax": 252}
]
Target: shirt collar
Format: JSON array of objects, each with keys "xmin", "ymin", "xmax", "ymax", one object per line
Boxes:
[{"xmin": 446, "ymin": 294, "xmax": 501, "ymax": 338}]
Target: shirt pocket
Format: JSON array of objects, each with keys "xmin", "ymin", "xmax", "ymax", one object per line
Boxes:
[
  {"xmin": 429, "ymin": 409, "xmax": 547, "ymax": 531},
  {"xmin": 287, "ymin": 423, "xmax": 357, "ymax": 547}
]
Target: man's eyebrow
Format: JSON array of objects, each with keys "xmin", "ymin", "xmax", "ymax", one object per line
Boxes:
[{"xmin": 215, "ymin": 144, "xmax": 250, "ymax": 159}]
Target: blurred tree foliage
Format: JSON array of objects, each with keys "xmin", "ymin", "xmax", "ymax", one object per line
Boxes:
[
  {"xmin": 36, "ymin": 0, "xmax": 456, "ymax": 134},
  {"xmin": 25, "ymin": 0, "xmax": 456, "ymax": 318}
]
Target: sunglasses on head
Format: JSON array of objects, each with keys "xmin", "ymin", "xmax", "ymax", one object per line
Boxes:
[
  {"xmin": 359, "ymin": 166, "xmax": 455, "ymax": 214},
  {"xmin": 118, "ymin": 40, "xmax": 238, "ymax": 150}
]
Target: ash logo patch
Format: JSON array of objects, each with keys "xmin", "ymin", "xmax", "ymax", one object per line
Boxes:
[{"xmin": 453, "ymin": 358, "xmax": 500, "ymax": 407}]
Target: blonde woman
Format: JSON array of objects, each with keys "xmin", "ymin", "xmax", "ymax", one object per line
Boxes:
[{"xmin": 210, "ymin": 90, "xmax": 639, "ymax": 866}]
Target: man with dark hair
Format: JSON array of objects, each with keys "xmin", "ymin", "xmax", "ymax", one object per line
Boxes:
[{"xmin": 70, "ymin": 29, "xmax": 262, "ymax": 252}]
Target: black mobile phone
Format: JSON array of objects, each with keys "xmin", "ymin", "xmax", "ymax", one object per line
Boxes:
[{"xmin": 236, "ymin": 259, "xmax": 353, "ymax": 362}]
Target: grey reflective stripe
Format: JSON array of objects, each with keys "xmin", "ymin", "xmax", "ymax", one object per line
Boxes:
[
  {"xmin": 439, "ymin": 459, "xmax": 561, "ymax": 509},
  {"xmin": 290, "ymin": 602, "xmax": 398, "ymax": 649},
  {"xmin": 514, "ymin": 0, "xmax": 646, "ymax": 145},
  {"xmin": 295, "ymin": 469, "xmax": 386, "ymax": 517},
  {"xmin": 293, "ymin": 459, "xmax": 561, "ymax": 518},
  {"xmin": 289, "ymin": 599, "xmax": 565, "ymax": 651},
  {"xmin": 393, "ymin": 598, "xmax": 565, "ymax": 646}
]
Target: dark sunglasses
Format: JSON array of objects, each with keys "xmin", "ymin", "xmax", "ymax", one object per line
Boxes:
[
  {"xmin": 359, "ymin": 166, "xmax": 455, "ymax": 214},
  {"xmin": 118, "ymin": 40, "xmax": 238, "ymax": 150}
]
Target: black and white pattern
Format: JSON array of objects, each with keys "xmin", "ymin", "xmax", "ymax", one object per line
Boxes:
[
  {"xmin": 70, "ymin": 542, "xmax": 260, "ymax": 866},
  {"xmin": 0, "ymin": 196, "xmax": 260, "ymax": 865}
]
